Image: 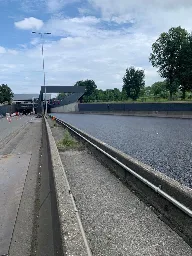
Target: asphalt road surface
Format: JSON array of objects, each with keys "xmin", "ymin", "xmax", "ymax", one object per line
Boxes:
[
  {"xmin": 0, "ymin": 117, "xmax": 42, "ymax": 255},
  {"xmin": 53, "ymin": 113, "xmax": 192, "ymax": 188},
  {"xmin": 0, "ymin": 115, "xmax": 32, "ymax": 143}
]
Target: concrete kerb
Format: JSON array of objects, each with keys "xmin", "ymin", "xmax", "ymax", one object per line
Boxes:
[
  {"xmin": 53, "ymin": 116, "xmax": 192, "ymax": 247},
  {"xmin": 44, "ymin": 117, "xmax": 92, "ymax": 256}
]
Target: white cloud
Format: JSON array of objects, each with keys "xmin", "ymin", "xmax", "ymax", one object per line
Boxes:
[
  {"xmin": 18, "ymin": 0, "xmax": 46, "ymax": 13},
  {"xmin": 0, "ymin": 46, "xmax": 6, "ymax": 54},
  {"xmin": 47, "ymin": 0, "xmax": 80, "ymax": 12},
  {"xmin": 88, "ymin": 0, "xmax": 192, "ymax": 35},
  {"xmin": 47, "ymin": 0, "xmax": 64, "ymax": 12},
  {"xmin": 4, "ymin": 1, "xmax": 192, "ymax": 93},
  {"xmin": 30, "ymin": 38, "xmax": 40, "ymax": 45},
  {"xmin": 14, "ymin": 17, "xmax": 44, "ymax": 30},
  {"xmin": 7, "ymin": 50, "xmax": 18, "ymax": 55},
  {"xmin": 23, "ymin": 27, "xmax": 158, "ymax": 89},
  {"xmin": 45, "ymin": 16, "xmax": 100, "ymax": 37},
  {"xmin": 78, "ymin": 7, "xmax": 94, "ymax": 15},
  {"xmin": 88, "ymin": 0, "xmax": 192, "ymax": 17}
]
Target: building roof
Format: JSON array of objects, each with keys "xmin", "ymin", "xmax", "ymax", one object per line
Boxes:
[
  {"xmin": 13, "ymin": 94, "xmax": 39, "ymax": 101},
  {"xmin": 13, "ymin": 94, "xmax": 51, "ymax": 101}
]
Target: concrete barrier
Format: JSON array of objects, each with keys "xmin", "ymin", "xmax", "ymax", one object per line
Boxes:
[
  {"xmin": 51, "ymin": 102, "xmax": 78, "ymax": 113},
  {"xmin": 79, "ymin": 102, "xmax": 192, "ymax": 112},
  {"xmin": 77, "ymin": 103, "xmax": 192, "ymax": 118},
  {"xmin": 53, "ymin": 117, "xmax": 192, "ymax": 247},
  {"xmin": 44, "ymin": 117, "xmax": 92, "ymax": 256}
]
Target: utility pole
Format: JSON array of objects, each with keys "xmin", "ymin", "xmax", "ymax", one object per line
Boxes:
[{"xmin": 32, "ymin": 32, "xmax": 51, "ymax": 115}]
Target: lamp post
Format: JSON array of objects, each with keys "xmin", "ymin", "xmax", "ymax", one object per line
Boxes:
[{"xmin": 32, "ymin": 32, "xmax": 51, "ymax": 115}]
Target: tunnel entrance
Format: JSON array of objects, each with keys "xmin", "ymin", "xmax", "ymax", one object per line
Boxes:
[{"xmin": 15, "ymin": 103, "xmax": 38, "ymax": 115}]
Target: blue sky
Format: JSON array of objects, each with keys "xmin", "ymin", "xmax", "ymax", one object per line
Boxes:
[{"xmin": 0, "ymin": 0, "xmax": 192, "ymax": 93}]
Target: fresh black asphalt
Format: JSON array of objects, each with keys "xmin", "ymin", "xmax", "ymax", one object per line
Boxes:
[{"xmin": 53, "ymin": 113, "xmax": 192, "ymax": 188}]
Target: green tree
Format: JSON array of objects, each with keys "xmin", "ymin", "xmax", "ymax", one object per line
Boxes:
[
  {"xmin": 151, "ymin": 81, "xmax": 169, "ymax": 98},
  {"xmin": 74, "ymin": 80, "xmax": 97, "ymax": 100},
  {"xmin": 88, "ymin": 88, "xmax": 122, "ymax": 102},
  {"xmin": 0, "ymin": 84, "xmax": 14, "ymax": 104},
  {"xmin": 94, "ymin": 89, "xmax": 103, "ymax": 102},
  {"xmin": 166, "ymin": 78, "xmax": 180, "ymax": 99},
  {"xmin": 122, "ymin": 67, "xmax": 145, "ymax": 100},
  {"xmin": 0, "ymin": 91, "xmax": 3, "ymax": 103},
  {"xmin": 113, "ymin": 88, "xmax": 121, "ymax": 101},
  {"xmin": 56, "ymin": 92, "xmax": 66, "ymax": 100},
  {"xmin": 121, "ymin": 88, "xmax": 128, "ymax": 101},
  {"xmin": 149, "ymin": 26, "xmax": 189, "ymax": 99},
  {"xmin": 176, "ymin": 33, "xmax": 192, "ymax": 99},
  {"xmin": 139, "ymin": 86, "xmax": 151, "ymax": 97},
  {"xmin": 105, "ymin": 89, "xmax": 115, "ymax": 102}
]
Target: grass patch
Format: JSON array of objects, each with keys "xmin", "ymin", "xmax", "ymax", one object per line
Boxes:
[
  {"xmin": 57, "ymin": 129, "xmax": 80, "ymax": 150},
  {"xmin": 53, "ymin": 120, "xmax": 58, "ymax": 127},
  {"xmin": 50, "ymin": 119, "xmax": 58, "ymax": 128}
]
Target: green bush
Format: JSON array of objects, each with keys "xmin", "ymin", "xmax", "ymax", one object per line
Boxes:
[{"xmin": 57, "ymin": 130, "xmax": 78, "ymax": 149}]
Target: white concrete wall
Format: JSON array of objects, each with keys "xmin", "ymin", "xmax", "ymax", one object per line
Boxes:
[{"xmin": 51, "ymin": 102, "xmax": 79, "ymax": 113}]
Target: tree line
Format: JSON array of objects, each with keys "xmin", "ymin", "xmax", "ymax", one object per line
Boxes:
[
  {"xmin": 57, "ymin": 77, "xmax": 169, "ymax": 103},
  {"xmin": 57, "ymin": 26, "xmax": 192, "ymax": 103}
]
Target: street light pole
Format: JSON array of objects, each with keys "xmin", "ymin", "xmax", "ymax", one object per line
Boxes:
[{"xmin": 32, "ymin": 32, "xmax": 51, "ymax": 115}]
